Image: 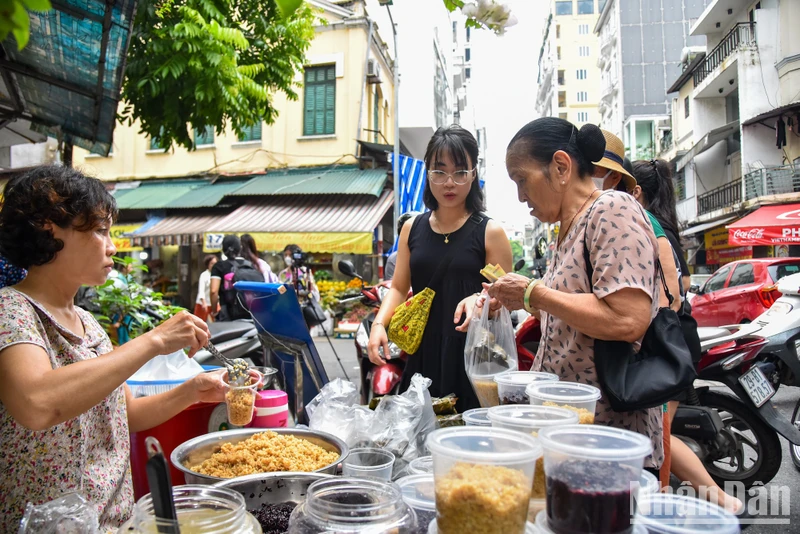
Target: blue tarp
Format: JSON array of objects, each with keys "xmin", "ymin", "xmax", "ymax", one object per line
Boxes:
[{"xmin": 1, "ymin": 0, "xmax": 138, "ymax": 155}]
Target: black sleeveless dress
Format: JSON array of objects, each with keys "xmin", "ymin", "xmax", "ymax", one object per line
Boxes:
[{"xmin": 400, "ymin": 211, "xmax": 489, "ymax": 412}]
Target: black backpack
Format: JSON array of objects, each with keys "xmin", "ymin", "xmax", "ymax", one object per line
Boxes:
[{"xmin": 222, "ymin": 259, "xmax": 264, "ymax": 319}]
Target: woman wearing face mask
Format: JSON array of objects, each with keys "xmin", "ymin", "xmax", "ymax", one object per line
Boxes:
[
  {"xmin": 279, "ymin": 245, "xmax": 319, "ymax": 301},
  {"xmin": 485, "ymin": 118, "xmax": 664, "ymax": 474},
  {"xmin": 367, "ymin": 125, "xmax": 512, "ymax": 412}
]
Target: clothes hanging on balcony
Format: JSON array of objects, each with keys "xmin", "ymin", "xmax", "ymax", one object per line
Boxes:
[{"xmin": 776, "ymin": 117, "xmax": 787, "ymax": 149}]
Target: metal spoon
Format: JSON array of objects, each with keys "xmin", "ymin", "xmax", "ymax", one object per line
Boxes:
[{"xmin": 204, "ymin": 342, "xmax": 249, "ymax": 386}]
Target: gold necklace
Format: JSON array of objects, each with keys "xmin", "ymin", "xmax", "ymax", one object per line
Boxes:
[
  {"xmin": 558, "ymin": 191, "xmax": 598, "ymax": 247},
  {"xmin": 431, "ymin": 212, "xmax": 469, "ymax": 244}
]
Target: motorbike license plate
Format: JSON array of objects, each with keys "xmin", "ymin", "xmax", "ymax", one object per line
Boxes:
[{"xmin": 738, "ymin": 366, "xmax": 775, "ymax": 408}]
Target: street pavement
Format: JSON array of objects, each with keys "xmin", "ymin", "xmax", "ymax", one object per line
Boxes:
[{"xmin": 314, "ymin": 336, "xmax": 800, "ymax": 531}]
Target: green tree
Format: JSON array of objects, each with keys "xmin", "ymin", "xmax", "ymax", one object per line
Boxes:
[
  {"xmin": 120, "ymin": 0, "xmax": 317, "ymax": 150},
  {"xmin": 510, "ymin": 240, "xmax": 524, "ymax": 266},
  {"xmin": 0, "ymin": 0, "xmax": 51, "ymax": 49}
]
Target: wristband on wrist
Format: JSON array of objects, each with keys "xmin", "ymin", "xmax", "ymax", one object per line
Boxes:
[
  {"xmin": 373, "ymin": 321, "xmax": 385, "ymax": 329},
  {"xmin": 524, "ymin": 279, "xmax": 543, "ymax": 313}
]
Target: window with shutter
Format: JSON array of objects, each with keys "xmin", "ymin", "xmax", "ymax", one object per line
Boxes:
[
  {"xmin": 194, "ymin": 126, "xmax": 214, "ymax": 147},
  {"xmin": 238, "ymin": 122, "xmax": 262, "ymax": 142},
  {"xmin": 304, "ymin": 65, "xmax": 336, "ymax": 136}
]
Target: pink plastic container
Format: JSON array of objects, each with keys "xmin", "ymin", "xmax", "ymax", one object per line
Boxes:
[{"xmin": 248, "ymin": 390, "xmax": 289, "ymax": 428}]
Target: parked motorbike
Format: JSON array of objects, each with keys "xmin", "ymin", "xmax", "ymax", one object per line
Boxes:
[{"xmin": 338, "ymin": 261, "xmax": 407, "ymax": 404}]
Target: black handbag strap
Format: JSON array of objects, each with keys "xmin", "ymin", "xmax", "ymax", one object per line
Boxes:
[
  {"xmin": 426, "ymin": 213, "xmax": 484, "ymax": 292},
  {"xmin": 581, "ymin": 199, "xmax": 674, "ymax": 307}
]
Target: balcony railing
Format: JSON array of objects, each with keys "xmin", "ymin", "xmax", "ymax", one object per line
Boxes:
[
  {"xmin": 744, "ymin": 165, "xmax": 800, "ymax": 200},
  {"xmin": 693, "ymin": 22, "xmax": 756, "ymax": 86},
  {"xmin": 698, "ymin": 179, "xmax": 741, "ymax": 216}
]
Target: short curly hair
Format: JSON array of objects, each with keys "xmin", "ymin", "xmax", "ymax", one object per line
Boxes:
[{"xmin": 0, "ymin": 165, "xmax": 118, "ymax": 268}]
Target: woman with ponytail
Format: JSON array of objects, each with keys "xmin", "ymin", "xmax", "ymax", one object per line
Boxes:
[{"xmin": 486, "ymin": 118, "xmax": 664, "ymax": 473}]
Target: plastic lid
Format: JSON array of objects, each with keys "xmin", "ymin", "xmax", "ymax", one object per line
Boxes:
[
  {"xmin": 494, "ymin": 371, "xmax": 559, "ymax": 386},
  {"xmin": 429, "ymin": 519, "xmax": 539, "ymax": 534},
  {"xmin": 526, "ymin": 381, "xmax": 602, "ymax": 403},
  {"xmin": 538, "ymin": 424, "xmax": 653, "ymax": 461},
  {"xmin": 636, "ymin": 494, "xmax": 740, "ymax": 534},
  {"xmin": 638, "ymin": 468, "xmax": 660, "ymax": 496},
  {"xmin": 426, "ymin": 427, "xmax": 542, "ymax": 465},
  {"xmin": 255, "ymin": 389, "xmax": 288, "ymax": 407},
  {"xmin": 535, "ymin": 511, "xmax": 647, "ymax": 534},
  {"xmin": 408, "ymin": 456, "xmax": 433, "ymax": 475},
  {"xmin": 462, "ymin": 408, "xmax": 492, "ymax": 427},
  {"xmin": 396, "ymin": 474, "xmax": 436, "ymax": 512},
  {"xmin": 487, "ymin": 405, "xmax": 579, "ymax": 430}
]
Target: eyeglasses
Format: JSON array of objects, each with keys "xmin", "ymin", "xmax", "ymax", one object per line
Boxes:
[{"xmin": 427, "ymin": 169, "xmax": 475, "ymax": 185}]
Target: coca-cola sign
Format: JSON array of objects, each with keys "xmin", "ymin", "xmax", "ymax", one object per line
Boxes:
[{"xmin": 732, "ymin": 228, "xmax": 765, "ymax": 241}]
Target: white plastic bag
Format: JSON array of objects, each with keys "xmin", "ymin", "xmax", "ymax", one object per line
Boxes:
[
  {"xmin": 18, "ymin": 493, "xmax": 99, "ymax": 534},
  {"xmin": 129, "ymin": 349, "xmax": 204, "ymax": 382},
  {"xmin": 464, "ymin": 297, "xmax": 518, "ymax": 407},
  {"xmin": 308, "ymin": 379, "xmax": 360, "ymax": 443}
]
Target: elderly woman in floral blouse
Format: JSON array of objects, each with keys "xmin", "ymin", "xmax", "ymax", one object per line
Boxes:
[
  {"xmin": 487, "ymin": 118, "xmax": 664, "ymax": 474},
  {"xmin": 0, "ymin": 166, "xmax": 226, "ymax": 532}
]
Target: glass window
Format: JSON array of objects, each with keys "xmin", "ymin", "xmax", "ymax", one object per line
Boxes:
[
  {"xmin": 557, "ymin": 46, "xmax": 561, "ymax": 60},
  {"xmin": 304, "ymin": 65, "xmax": 336, "ymax": 136},
  {"xmin": 466, "ymin": 27, "xmax": 471, "ymax": 42},
  {"xmin": 577, "ymin": 0, "xmax": 594, "ymax": 14},
  {"xmin": 729, "ymin": 263, "xmax": 755, "ymax": 287},
  {"xmin": 465, "ymin": 48, "xmax": 471, "ymax": 62},
  {"xmin": 769, "ymin": 262, "xmax": 800, "ymax": 282},
  {"xmin": 577, "ymin": 112, "xmax": 589, "ymax": 122},
  {"xmin": 579, "ymin": 24, "xmax": 590, "ymax": 35},
  {"xmin": 577, "ymin": 91, "xmax": 588, "ymax": 102},
  {"xmin": 579, "ymin": 45, "xmax": 590, "ymax": 57},
  {"xmin": 577, "ymin": 69, "xmax": 587, "ymax": 80},
  {"xmin": 704, "ymin": 267, "xmax": 731, "ymax": 293},
  {"xmin": 556, "ymin": 25, "xmax": 561, "ymax": 39},
  {"xmin": 238, "ymin": 122, "xmax": 262, "ymax": 143},
  {"xmin": 558, "ymin": 91, "xmax": 567, "ymax": 108},
  {"xmin": 559, "ymin": 112, "xmax": 568, "ymax": 120},
  {"xmin": 558, "ymin": 70, "xmax": 565, "ymax": 85},
  {"xmin": 465, "ymin": 67, "xmax": 471, "ymax": 79},
  {"xmin": 194, "ymin": 126, "xmax": 214, "ymax": 147},
  {"xmin": 599, "ymin": 0, "xmax": 608, "ymax": 11},
  {"xmin": 684, "ymin": 96, "xmax": 690, "ymax": 118},
  {"xmin": 555, "ymin": 1, "xmax": 573, "ymax": 16},
  {"xmin": 149, "ymin": 127, "xmax": 165, "ymax": 151}
]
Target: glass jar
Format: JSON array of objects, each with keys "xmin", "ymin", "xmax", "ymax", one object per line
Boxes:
[
  {"xmin": 288, "ymin": 477, "xmax": 418, "ymax": 534},
  {"xmin": 120, "ymin": 485, "xmax": 261, "ymax": 533}
]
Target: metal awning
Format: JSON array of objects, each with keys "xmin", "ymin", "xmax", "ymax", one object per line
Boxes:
[
  {"xmin": 742, "ymin": 102, "xmax": 800, "ymax": 127},
  {"xmin": 231, "ymin": 166, "xmax": 388, "ymax": 198},
  {"xmin": 0, "ymin": 0, "xmax": 138, "ymax": 156},
  {"xmin": 130, "ymin": 213, "xmax": 228, "ymax": 247},
  {"xmin": 676, "ymin": 120, "xmax": 740, "ymax": 171},
  {"xmin": 211, "ymin": 190, "xmax": 393, "ymax": 233},
  {"xmin": 112, "ymin": 180, "xmax": 249, "ymax": 209},
  {"xmin": 680, "ymin": 216, "xmax": 738, "ymax": 237}
]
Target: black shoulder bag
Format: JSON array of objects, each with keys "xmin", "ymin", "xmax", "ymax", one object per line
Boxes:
[{"xmin": 583, "ymin": 208, "xmax": 697, "ymax": 412}]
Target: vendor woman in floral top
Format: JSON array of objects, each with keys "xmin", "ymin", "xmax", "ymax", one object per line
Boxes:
[{"xmin": 0, "ymin": 166, "xmax": 226, "ymax": 532}]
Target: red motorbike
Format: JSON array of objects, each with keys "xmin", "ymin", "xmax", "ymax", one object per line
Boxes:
[{"xmin": 338, "ymin": 261, "xmax": 407, "ymax": 404}]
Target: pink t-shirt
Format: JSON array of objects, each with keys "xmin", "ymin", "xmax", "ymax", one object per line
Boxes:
[{"xmin": 534, "ymin": 191, "xmax": 664, "ymax": 468}]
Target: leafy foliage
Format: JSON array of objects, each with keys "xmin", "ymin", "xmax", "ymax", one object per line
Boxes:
[
  {"xmin": 0, "ymin": 0, "xmax": 51, "ymax": 50},
  {"xmin": 91, "ymin": 256, "xmax": 184, "ymax": 343},
  {"xmin": 120, "ymin": 0, "xmax": 317, "ymax": 150},
  {"xmin": 510, "ymin": 240, "xmax": 524, "ymax": 266}
]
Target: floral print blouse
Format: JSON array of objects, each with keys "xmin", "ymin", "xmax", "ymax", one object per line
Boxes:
[
  {"xmin": 534, "ymin": 191, "xmax": 665, "ymax": 469},
  {"xmin": 0, "ymin": 288, "xmax": 133, "ymax": 532}
]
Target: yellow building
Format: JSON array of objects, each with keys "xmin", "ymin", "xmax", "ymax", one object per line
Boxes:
[
  {"xmin": 74, "ymin": 0, "xmax": 396, "ymax": 179},
  {"xmin": 536, "ymin": 0, "xmax": 604, "ymax": 126}
]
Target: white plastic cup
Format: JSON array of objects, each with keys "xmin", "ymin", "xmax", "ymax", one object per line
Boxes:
[
  {"xmin": 494, "ymin": 371, "xmax": 559, "ymax": 405},
  {"xmin": 408, "ymin": 455, "xmax": 433, "ymax": 475},
  {"xmin": 396, "ymin": 474, "xmax": 436, "ymax": 531},
  {"xmin": 341, "ymin": 448, "xmax": 395, "ymax": 481},
  {"xmin": 462, "ymin": 407, "xmax": 492, "ymax": 427},
  {"xmin": 426, "ymin": 427, "xmax": 542, "ymax": 534},
  {"xmin": 526, "ymin": 381, "xmax": 602, "ymax": 423},
  {"xmin": 538, "ymin": 425, "xmax": 653, "ymax": 534},
  {"xmin": 636, "ymin": 494, "xmax": 740, "ymax": 534}
]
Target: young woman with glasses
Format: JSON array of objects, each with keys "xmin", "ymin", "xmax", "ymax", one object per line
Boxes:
[{"xmin": 367, "ymin": 125, "xmax": 512, "ymax": 412}]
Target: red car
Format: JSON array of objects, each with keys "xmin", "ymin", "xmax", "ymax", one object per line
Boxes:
[{"xmin": 690, "ymin": 258, "xmax": 800, "ymax": 327}]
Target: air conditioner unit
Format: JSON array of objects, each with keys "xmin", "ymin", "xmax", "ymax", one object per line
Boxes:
[{"xmin": 367, "ymin": 59, "xmax": 381, "ymax": 83}]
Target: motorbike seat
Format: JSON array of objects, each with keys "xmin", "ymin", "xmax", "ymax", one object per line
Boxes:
[
  {"xmin": 208, "ymin": 321, "xmax": 255, "ymax": 344},
  {"xmin": 697, "ymin": 327, "xmax": 733, "ymax": 343}
]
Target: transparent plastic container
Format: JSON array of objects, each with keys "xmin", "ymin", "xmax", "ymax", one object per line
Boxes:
[
  {"xmin": 487, "ymin": 405, "xmax": 579, "ymax": 503},
  {"xmin": 224, "ymin": 370, "xmax": 261, "ymax": 427},
  {"xmin": 426, "ymin": 427, "xmax": 542, "ymax": 534},
  {"xmin": 638, "ymin": 469, "xmax": 660, "ymax": 498},
  {"xmin": 122, "ymin": 485, "xmax": 261, "ymax": 533},
  {"xmin": 494, "ymin": 371, "xmax": 559, "ymax": 405},
  {"xmin": 287, "ymin": 477, "xmax": 417, "ymax": 534},
  {"xmin": 538, "ymin": 425, "xmax": 653, "ymax": 534},
  {"xmin": 526, "ymin": 382, "xmax": 602, "ymax": 423},
  {"xmin": 342, "ymin": 448, "xmax": 396, "ymax": 481},
  {"xmin": 396, "ymin": 474, "xmax": 436, "ymax": 534},
  {"xmin": 251, "ymin": 366, "xmax": 281, "ymax": 391},
  {"xmin": 428, "ymin": 519, "xmax": 539, "ymax": 534},
  {"xmin": 462, "ymin": 407, "xmax": 492, "ymax": 427},
  {"xmin": 534, "ymin": 510, "xmax": 648, "ymax": 534},
  {"xmin": 635, "ymin": 494, "xmax": 740, "ymax": 534},
  {"xmin": 408, "ymin": 455, "xmax": 434, "ymax": 475}
]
